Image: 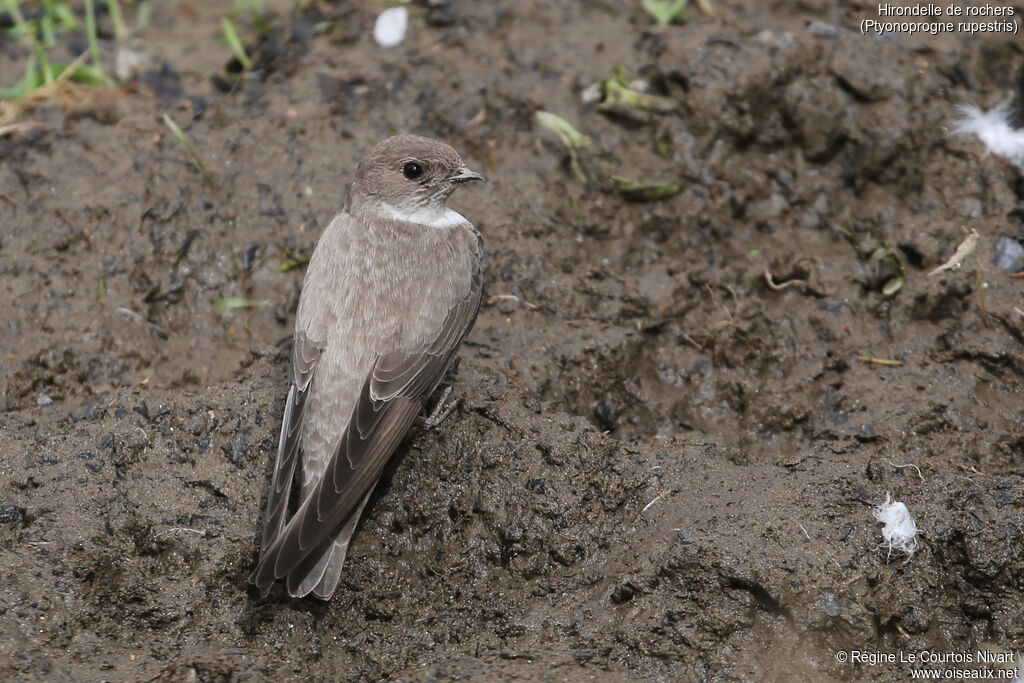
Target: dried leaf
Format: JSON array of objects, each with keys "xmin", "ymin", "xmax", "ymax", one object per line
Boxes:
[{"xmin": 928, "ymin": 228, "xmax": 980, "ymax": 277}]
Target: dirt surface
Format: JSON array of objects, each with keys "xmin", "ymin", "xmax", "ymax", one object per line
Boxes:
[{"xmin": 2, "ymin": 1, "xmax": 1024, "ymax": 680}]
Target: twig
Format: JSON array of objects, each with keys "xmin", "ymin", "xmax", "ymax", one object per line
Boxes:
[
  {"xmin": 881, "ymin": 458, "xmax": 924, "ymax": 481},
  {"xmin": 705, "ymin": 283, "xmax": 734, "ymax": 320},
  {"xmin": 695, "ymin": 0, "xmax": 716, "ymax": 15},
  {"xmin": 56, "ymin": 51, "xmax": 92, "ymax": 85},
  {"xmin": 0, "ymin": 121, "xmax": 51, "ymax": 137},
  {"xmin": 681, "ymin": 333, "xmax": 704, "ymax": 350},
  {"xmin": 641, "ymin": 492, "xmax": 665, "ymax": 514},
  {"xmin": 857, "ymin": 356, "xmax": 903, "ymax": 367},
  {"xmin": 157, "ymin": 527, "xmax": 207, "ymax": 538},
  {"xmin": 117, "ymin": 307, "xmax": 145, "ymax": 324},
  {"xmin": 499, "ymin": 368, "xmax": 524, "ymax": 386},
  {"xmin": 1010, "ymin": 272, "xmax": 1024, "ymax": 279},
  {"xmin": 764, "ymin": 267, "xmax": 807, "ymax": 291}
]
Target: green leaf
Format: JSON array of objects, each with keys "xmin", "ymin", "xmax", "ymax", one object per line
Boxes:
[
  {"xmin": 96, "ymin": 278, "xmax": 106, "ymax": 300},
  {"xmin": 212, "ymin": 297, "xmax": 268, "ymax": 310},
  {"xmin": 613, "ymin": 176, "xmax": 687, "ymax": 202},
  {"xmin": 54, "ymin": 3, "xmax": 78, "ymax": 32},
  {"xmin": 59, "ymin": 62, "xmax": 108, "ymax": 86},
  {"xmin": 600, "ymin": 72, "xmax": 676, "ymax": 114},
  {"xmin": 642, "ymin": 0, "xmax": 689, "ymax": 26},
  {"xmin": 0, "ymin": 53, "xmax": 41, "ymax": 100},
  {"xmin": 536, "ymin": 111, "xmax": 592, "ymax": 183},
  {"xmin": 535, "ymin": 111, "xmax": 592, "ymax": 151},
  {"xmin": 881, "ymin": 276, "xmax": 905, "ymax": 297}
]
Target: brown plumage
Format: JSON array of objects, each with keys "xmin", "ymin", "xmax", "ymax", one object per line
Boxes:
[{"xmin": 250, "ymin": 135, "xmax": 484, "ymax": 599}]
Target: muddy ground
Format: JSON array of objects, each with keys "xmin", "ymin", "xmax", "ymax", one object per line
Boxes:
[{"xmin": 1, "ymin": 1, "xmax": 1023, "ymax": 680}]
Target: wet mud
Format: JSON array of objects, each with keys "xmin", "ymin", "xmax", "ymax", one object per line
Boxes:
[{"xmin": 1, "ymin": 1, "xmax": 1023, "ymax": 680}]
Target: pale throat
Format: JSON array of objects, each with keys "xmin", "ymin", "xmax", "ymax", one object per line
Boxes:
[{"xmin": 380, "ymin": 200, "xmax": 469, "ymax": 230}]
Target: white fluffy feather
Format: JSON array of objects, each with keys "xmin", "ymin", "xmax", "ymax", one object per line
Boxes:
[
  {"xmin": 874, "ymin": 493, "xmax": 918, "ymax": 560},
  {"xmin": 373, "ymin": 7, "xmax": 408, "ymax": 48},
  {"xmin": 954, "ymin": 100, "xmax": 1024, "ymax": 171}
]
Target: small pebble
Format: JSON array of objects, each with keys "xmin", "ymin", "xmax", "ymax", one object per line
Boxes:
[
  {"xmin": 806, "ymin": 21, "xmax": 841, "ymax": 38},
  {"xmin": 993, "ymin": 234, "xmax": 1024, "ymax": 273},
  {"xmin": 37, "ymin": 394, "xmax": 53, "ymax": 407}
]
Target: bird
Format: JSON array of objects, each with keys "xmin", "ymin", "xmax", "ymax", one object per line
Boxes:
[{"xmin": 250, "ymin": 134, "xmax": 484, "ymax": 599}]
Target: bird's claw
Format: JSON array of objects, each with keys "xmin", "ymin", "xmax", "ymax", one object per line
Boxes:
[{"xmin": 417, "ymin": 385, "xmax": 456, "ymax": 430}]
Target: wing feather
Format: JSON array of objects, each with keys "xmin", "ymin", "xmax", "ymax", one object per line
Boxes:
[{"xmin": 258, "ymin": 331, "xmax": 322, "ymax": 550}]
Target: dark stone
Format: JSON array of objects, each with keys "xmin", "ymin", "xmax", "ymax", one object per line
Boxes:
[
  {"xmin": 593, "ymin": 398, "xmax": 615, "ymax": 432},
  {"xmin": 525, "ymin": 478, "xmax": 546, "ymax": 494},
  {"xmin": 610, "ymin": 582, "xmax": 636, "ymax": 604},
  {"xmin": 852, "ymin": 424, "xmax": 878, "ymax": 442},
  {"xmin": 221, "ymin": 429, "xmax": 251, "ymax": 466},
  {"xmin": 0, "ymin": 504, "xmax": 22, "ymax": 524},
  {"xmin": 427, "ymin": 8, "xmax": 458, "ymax": 27}
]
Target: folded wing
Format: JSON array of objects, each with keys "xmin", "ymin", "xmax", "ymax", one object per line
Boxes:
[{"xmin": 250, "ymin": 264, "xmax": 482, "ymax": 596}]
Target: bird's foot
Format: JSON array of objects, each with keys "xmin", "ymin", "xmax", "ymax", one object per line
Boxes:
[{"xmin": 417, "ymin": 386, "xmax": 455, "ymax": 430}]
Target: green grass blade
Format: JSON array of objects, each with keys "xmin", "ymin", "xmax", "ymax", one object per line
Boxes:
[
  {"xmin": 84, "ymin": 0, "xmax": 101, "ymax": 70},
  {"xmin": 221, "ymin": 17, "xmax": 252, "ymax": 70},
  {"xmin": 40, "ymin": 0, "xmax": 56, "ymax": 46},
  {"xmin": 162, "ymin": 113, "xmax": 217, "ymax": 186},
  {"xmin": 136, "ymin": 1, "xmax": 151, "ymax": 31},
  {"xmin": 33, "ymin": 42, "xmax": 55, "ymax": 84},
  {"xmin": 106, "ymin": 0, "xmax": 127, "ymax": 39},
  {"xmin": 53, "ymin": 2, "xmax": 77, "ymax": 31},
  {"xmin": 2, "ymin": 0, "xmax": 30, "ymax": 37}
]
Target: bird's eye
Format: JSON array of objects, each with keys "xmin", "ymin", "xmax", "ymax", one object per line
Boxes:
[{"xmin": 401, "ymin": 162, "xmax": 424, "ymax": 180}]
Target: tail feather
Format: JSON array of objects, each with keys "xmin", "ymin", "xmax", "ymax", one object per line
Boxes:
[{"xmin": 287, "ymin": 488, "xmax": 374, "ymax": 599}]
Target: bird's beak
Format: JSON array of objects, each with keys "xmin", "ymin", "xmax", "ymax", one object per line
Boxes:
[{"xmin": 445, "ymin": 167, "xmax": 485, "ymax": 184}]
